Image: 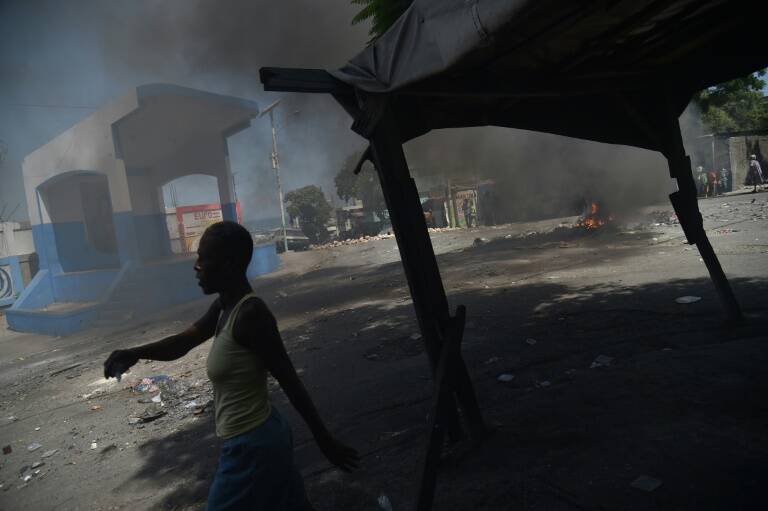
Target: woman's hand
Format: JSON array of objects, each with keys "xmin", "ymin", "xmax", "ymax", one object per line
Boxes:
[
  {"xmin": 316, "ymin": 432, "xmax": 360, "ymax": 472},
  {"xmin": 103, "ymin": 349, "xmax": 139, "ymax": 381}
]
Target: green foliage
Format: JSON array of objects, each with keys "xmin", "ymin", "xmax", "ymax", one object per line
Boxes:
[
  {"xmin": 284, "ymin": 185, "xmax": 333, "ymax": 244},
  {"xmin": 351, "ymin": 0, "xmax": 414, "ymax": 43},
  {"xmin": 693, "ymin": 71, "xmax": 768, "ymax": 133},
  {"xmin": 334, "ymin": 151, "xmax": 388, "ymax": 220}
]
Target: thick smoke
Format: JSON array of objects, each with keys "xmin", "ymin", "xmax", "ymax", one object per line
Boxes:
[{"xmin": 405, "ymin": 127, "xmax": 675, "ymax": 222}]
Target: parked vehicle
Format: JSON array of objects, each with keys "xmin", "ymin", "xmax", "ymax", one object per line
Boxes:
[{"xmin": 271, "ymin": 228, "xmax": 311, "ymax": 252}]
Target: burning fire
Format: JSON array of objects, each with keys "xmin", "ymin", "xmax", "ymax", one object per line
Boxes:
[{"xmin": 577, "ymin": 201, "xmax": 614, "ymax": 229}]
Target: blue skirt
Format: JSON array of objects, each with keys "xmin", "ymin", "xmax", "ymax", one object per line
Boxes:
[{"xmin": 206, "ymin": 407, "xmax": 309, "ymax": 511}]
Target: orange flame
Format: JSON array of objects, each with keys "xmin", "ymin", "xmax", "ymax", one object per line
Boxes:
[{"xmin": 578, "ymin": 201, "xmax": 613, "ymax": 229}]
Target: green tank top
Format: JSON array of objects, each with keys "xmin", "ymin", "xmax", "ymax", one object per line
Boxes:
[{"xmin": 206, "ymin": 293, "xmax": 271, "ymax": 439}]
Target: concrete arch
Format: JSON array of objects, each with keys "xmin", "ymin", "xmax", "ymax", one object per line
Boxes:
[{"xmin": 36, "ymin": 170, "xmax": 120, "ymax": 272}]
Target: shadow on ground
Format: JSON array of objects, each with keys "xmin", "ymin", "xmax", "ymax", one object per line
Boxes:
[{"xmin": 124, "ymin": 268, "xmax": 768, "ymax": 510}]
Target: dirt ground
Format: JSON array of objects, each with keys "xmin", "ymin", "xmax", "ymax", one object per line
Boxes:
[{"xmin": 1, "ymin": 191, "xmax": 767, "ymax": 511}]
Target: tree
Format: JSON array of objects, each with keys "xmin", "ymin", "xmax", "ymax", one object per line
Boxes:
[
  {"xmin": 351, "ymin": 0, "xmax": 413, "ymax": 43},
  {"xmin": 693, "ymin": 71, "xmax": 768, "ymax": 133},
  {"xmin": 284, "ymin": 185, "xmax": 333, "ymax": 244},
  {"xmin": 334, "ymin": 151, "xmax": 388, "ymax": 221}
]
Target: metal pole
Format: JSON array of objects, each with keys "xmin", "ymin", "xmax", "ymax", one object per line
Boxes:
[{"xmin": 269, "ymin": 110, "xmax": 289, "ymax": 253}]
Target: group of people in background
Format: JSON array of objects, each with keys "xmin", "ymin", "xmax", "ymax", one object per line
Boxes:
[{"xmin": 695, "ymin": 166, "xmax": 729, "ymax": 198}]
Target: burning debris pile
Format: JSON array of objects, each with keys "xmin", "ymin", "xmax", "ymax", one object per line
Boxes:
[{"xmin": 576, "ymin": 201, "xmax": 615, "ymax": 229}]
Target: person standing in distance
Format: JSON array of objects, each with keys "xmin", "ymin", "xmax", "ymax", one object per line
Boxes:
[{"xmin": 104, "ymin": 221, "xmax": 359, "ymax": 510}]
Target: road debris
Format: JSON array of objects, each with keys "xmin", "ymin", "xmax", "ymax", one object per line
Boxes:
[
  {"xmin": 90, "ymin": 405, "xmax": 102, "ymax": 411},
  {"xmin": 473, "ymin": 237, "xmax": 489, "ymax": 246},
  {"xmin": 31, "ymin": 461, "xmax": 45, "ymax": 469},
  {"xmin": 590, "ymin": 355, "xmax": 613, "ymax": 369},
  {"xmin": 90, "ymin": 442, "xmax": 98, "ymax": 450},
  {"xmin": 40, "ymin": 449, "xmax": 58, "ymax": 459},
  {"xmin": 497, "ymin": 373, "xmax": 514, "ymax": 382},
  {"xmin": 27, "ymin": 442, "xmax": 42, "ymax": 452},
  {"xmin": 132, "ymin": 375, "xmax": 170, "ymax": 393},
  {"xmin": 631, "ymin": 475, "xmax": 662, "ymax": 492},
  {"xmin": 675, "ymin": 295, "xmax": 701, "ymax": 304}
]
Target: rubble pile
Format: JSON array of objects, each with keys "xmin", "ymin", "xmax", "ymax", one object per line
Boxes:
[
  {"xmin": 125, "ymin": 375, "xmax": 213, "ymax": 425},
  {"xmin": 312, "ymin": 233, "xmax": 395, "ymax": 250}
]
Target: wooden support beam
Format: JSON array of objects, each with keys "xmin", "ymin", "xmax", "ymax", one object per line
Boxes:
[
  {"xmin": 662, "ymin": 106, "xmax": 742, "ymax": 321},
  {"xmin": 417, "ymin": 305, "xmax": 466, "ymax": 511}
]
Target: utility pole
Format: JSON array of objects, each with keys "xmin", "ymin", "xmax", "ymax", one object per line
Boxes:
[{"xmin": 261, "ymin": 100, "xmax": 289, "ymax": 253}]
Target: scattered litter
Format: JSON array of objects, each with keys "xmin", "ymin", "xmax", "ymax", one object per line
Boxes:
[
  {"xmin": 90, "ymin": 442, "xmax": 98, "ymax": 450},
  {"xmin": 22, "ymin": 475, "xmax": 32, "ymax": 483},
  {"xmin": 497, "ymin": 373, "xmax": 515, "ymax": 383},
  {"xmin": 33, "ymin": 469, "xmax": 40, "ymax": 475},
  {"xmin": 127, "ymin": 417, "xmax": 142, "ymax": 425},
  {"xmin": 409, "ymin": 333, "xmax": 422, "ymax": 341},
  {"xmin": 183, "ymin": 401, "xmax": 199, "ymax": 409},
  {"xmin": 484, "ymin": 356, "xmax": 500, "ymax": 365},
  {"xmin": 590, "ymin": 355, "xmax": 613, "ymax": 369},
  {"xmin": 378, "ymin": 494, "xmax": 393, "ymax": 511},
  {"xmin": 49, "ymin": 363, "xmax": 82, "ymax": 377},
  {"xmin": 31, "ymin": 461, "xmax": 45, "ymax": 469},
  {"xmin": 631, "ymin": 475, "xmax": 662, "ymax": 492},
  {"xmin": 40, "ymin": 449, "xmax": 58, "ymax": 459},
  {"xmin": 151, "ymin": 393, "xmax": 163, "ymax": 404},
  {"xmin": 2, "ymin": 445, "xmax": 11, "ymax": 455},
  {"xmin": 90, "ymin": 405, "xmax": 102, "ymax": 411},
  {"xmin": 34, "ymin": 427, "xmax": 40, "ymax": 431},
  {"xmin": 472, "ymin": 237, "xmax": 489, "ymax": 246},
  {"xmin": 6, "ymin": 416, "xmax": 17, "ymax": 422},
  {"xmin": 133, "ymin": 375, "xmax": 170, "ymax": 393},
  {"xmin": 27, "ymin": 443, "xmax": 42, "ymax": 452},
  {"xmin": 525, "ymin": 338, "xmax": 537, "ymax": 346},
  {"xmin": 675, "ymin": 295, "xmax": 701, "ymax": 304}
]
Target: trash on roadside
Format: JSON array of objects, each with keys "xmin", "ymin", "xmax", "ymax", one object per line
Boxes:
[
  {"xmin": 472, "ymin": 237, "xmax": 489, "ymax": 246},
  {"xmin": 31, "ymin": 461, "xmax": 45, "ymax": 469},
  {"xmin": 27, "ymin": 442, "xmax": 42, "ymax": 452},
  {"xmin": 90, "ymin": 405, "xmax": 102, "ymax": 411},
  {"xmin": 133, "ymin": 375, "xmax": 170, "ymax": 393},
  {"xmin": 378, "ymin": 494, "xmax": 393, "ymax": 511},
  {"xmin": 127, "ymin": 417, "xmax": 142, "ymax": 425},
  {"xmin": 151, "ymin": 393, "xmax": 163, "ymax": 404},
  {"xmin": 34, "ymin": 427, "xmax": 40, "ymax": 431},
  {"xmin": 590, "ymin": 355, "xmax": 613, "ymax": 369},
  {"xmin": 90, "ymin": 442, "xmax": 98, "ymax": 450},
  {"xmin": 675, "ymin": 295, "xmax": 701, "ymax": 304},
  {"xmin": 497, "ymin": 373, "xmax": 514, "ymax": 383},
  {"xmin": 40, "ymin": 449, "xmax": 58, "ymax": 459},
  {"xmin": 525, "ymin": 338, "xmax": 537, "ymax": 345},
  {"xmin": 630, "ymin": 475, "xmax": 662, "ymax": 492},
  {"xmin": 3, "ymin": 445, "xmax": 12, "ymax": 455},
  {"xmin": 183, "ymin": 400, "xmax": 199, "ymax": 409},
  {"xmin": 22, "ymin": 475, "xmax": 32, "ymax": 483}
]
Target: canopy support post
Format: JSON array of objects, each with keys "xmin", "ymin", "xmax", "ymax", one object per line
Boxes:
[
  {"xmin": 663, "ymin": 110, "xmax": 742, "ymax": 321},
  {"xmin": 351, "ymin": 95, "xmax": 486, "ymax": 509}
]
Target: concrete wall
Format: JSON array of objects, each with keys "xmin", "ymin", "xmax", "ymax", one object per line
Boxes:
[
  {"xmin": 0, "ymin": 222, "xmax": 34, "ymax": 258},
  {"xmin": 729, "ymin": 135, "xmax": 768, "ymax": 188}
]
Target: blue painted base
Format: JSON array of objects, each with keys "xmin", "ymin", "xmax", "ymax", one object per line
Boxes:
[
  {"xmin": 6, "ymin": 242, "xmax": 279, "ymax": 336},
  {"xmin": 6, "ymin": 304, "xmax": 100, "ymax": 337}
]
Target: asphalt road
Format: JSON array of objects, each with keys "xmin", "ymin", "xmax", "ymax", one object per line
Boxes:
[{"xmin": 0, "ymin": 190, "xmax": 766, "ymax": 510}]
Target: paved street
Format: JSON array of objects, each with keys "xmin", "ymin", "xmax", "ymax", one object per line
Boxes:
[{"xmin": 1, "ymin": 190, "xmax": 767, "ymax": 510}]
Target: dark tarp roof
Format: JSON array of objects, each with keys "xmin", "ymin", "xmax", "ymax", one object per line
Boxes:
[{"xmin": 316, "ymin": 0, "xmax": 767, "ymax": 152}]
